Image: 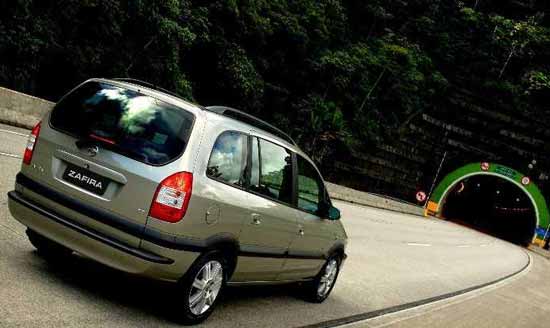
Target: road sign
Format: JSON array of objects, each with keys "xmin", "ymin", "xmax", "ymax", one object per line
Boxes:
[
  {"xmin": 416, "ymin": 191, "xmax": 427, "ymax": 202},
  {"xmin": 481, "ymin": 162, "xmax": 490, "ymax": 171},
  {"xmin": 521, "ymin": 176, "xmax": 531, "ymax": 185}
]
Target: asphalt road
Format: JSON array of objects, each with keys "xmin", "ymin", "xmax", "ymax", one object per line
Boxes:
[{"xmin": 0, "ymin": 123, "xmax": 534, "ymax": 327}]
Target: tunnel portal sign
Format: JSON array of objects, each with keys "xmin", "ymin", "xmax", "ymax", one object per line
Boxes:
[
  {"xmin": 416, "ymin": 191, "xmax": 427, "ymax": 202},
  {"xmin": 481, "ymin": 162, "xmax": 490, "ymax": 171},
  {"xmin": 495, "ymin": 165, "xmax": 517, "ymax": 179}
]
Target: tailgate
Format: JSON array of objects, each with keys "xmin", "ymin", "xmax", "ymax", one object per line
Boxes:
[{"xmin": 18, "ymin": 80, "xmax": 195, "ymax": 247}]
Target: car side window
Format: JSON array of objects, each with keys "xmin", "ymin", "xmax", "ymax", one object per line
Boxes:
[
  {"xmin": 207, "ymin": 131, "xmax": 248, "ymax": 187},
  {"xmin": 250, "ymin": 137, "xmax": 294, "ymax": 205},
  {"xmin": 297, "ymin": 155, "xmax": 326, "ymax": 215}
]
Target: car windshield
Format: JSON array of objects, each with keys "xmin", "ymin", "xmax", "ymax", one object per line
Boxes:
[{"xmin": 50, "ymin": 81, "xmax": 194, "ymax": 165}]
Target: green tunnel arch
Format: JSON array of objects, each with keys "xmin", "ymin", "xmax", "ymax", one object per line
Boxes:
[{"xmin": 427, "ymin": 162, "xmax": 550, "ymax": 239}]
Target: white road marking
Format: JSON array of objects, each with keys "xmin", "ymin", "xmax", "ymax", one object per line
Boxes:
[
  {"xmin": 406, "ymin": 243, "xmax": 432, "ymax": 247},
  {"xmin": 0, "ymin": 152, "xmax": 21, "ymax": 159},
  {"xmin": 0, "ymin": 129, "xmax": 28, "ymax": 137},
  {"xmin": 457, "ymin": 245, "xmax": 472, "ymax": 248}
]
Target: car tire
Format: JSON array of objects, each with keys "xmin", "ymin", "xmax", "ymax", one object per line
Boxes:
[
  {"xmin": 26, "ymin": 228, "xmax": 73, "ymax": 260},
  {"xmin": 175, "ymin": 251, "xmax": 227, "ymax": 325},
  {"xmin": 302, "ymin": 254, "xmax": 341, "ymax": 303}
]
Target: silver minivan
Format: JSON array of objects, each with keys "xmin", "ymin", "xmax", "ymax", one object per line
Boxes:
[{"xmin": 8, "ymin": 78, "xmax": 347, "ymax": 324}]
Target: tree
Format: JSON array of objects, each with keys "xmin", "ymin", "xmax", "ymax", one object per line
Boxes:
[
  {"xmin": 2, "ymin": 0, "xmax": 550, "ymax": 196},
  {"xmin": 491, "ymin": 14, "xmax": 543, "ymax": 79}
]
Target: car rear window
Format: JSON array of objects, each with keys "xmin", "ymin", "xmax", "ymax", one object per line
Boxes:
[{"xmin": 50, "ymin": 81, "xmax": 194, "ymax": 165}]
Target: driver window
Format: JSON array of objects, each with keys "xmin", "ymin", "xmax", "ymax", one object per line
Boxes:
[
  {"xmin": 296, "ymin": 155, "xmax": 325, "ymax": 215},
  {"xmin": 249, "ymin": 137, "xmax": 294, "ymax": 206}
]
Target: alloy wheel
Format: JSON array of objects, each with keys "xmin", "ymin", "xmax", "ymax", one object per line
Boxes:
[
  {"xmin": 317, "ymin": 258, "xmax": 338, "ymax": 298},
  {"xmin": 188, "ymin": 260, "xmax": 224, "ymax": 315}
]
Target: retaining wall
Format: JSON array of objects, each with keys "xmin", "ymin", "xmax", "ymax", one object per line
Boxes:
[
  {"xmin": 325, "ymin": 182, "xmax": 424, "ymax": 216},
  {"xmin": 0, "ymin": 87, "xmax": 53, "ymax": 129}
]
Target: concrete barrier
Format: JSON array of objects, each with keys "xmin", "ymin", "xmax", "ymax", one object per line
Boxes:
[
  {"xmin": 0, "ymin": 87, "xmax": 54, "ymax": 129},
  {"xmin": 325, "ymin": 182, "xmax": 424, "ymax": 216},
  {"xmin": 0, "ymin": 85, "xmax": 424, "ymax": 216}
]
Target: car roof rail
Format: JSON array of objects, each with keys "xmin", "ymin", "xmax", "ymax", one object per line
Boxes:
[
  {"xmin": 206, "ymin": 106, "xmax": 297, "ymax": 146},
  {"xmin": 111, "ymin": 78, "xmax": 184, "ymax": 100}
]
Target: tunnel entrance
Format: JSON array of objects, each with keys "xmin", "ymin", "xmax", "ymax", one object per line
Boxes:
[
  {"xmin": 427, "ymin": 163, "xmax": 550, "ymax": 246},
  {"xmin": 441, "ymin": 175, "xmax": 537, "ymax": 246}
]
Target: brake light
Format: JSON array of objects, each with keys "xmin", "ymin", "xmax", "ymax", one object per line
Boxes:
[
  {"xmin": 89, "ymin": 133, "xmax": 116, "ymax": 145},
  {"xmin": 149, "ymin": 172, "xmax": 193, "ymax": 223},
  {"xmin": 23, "ymin": 121, "xmax": 41, "ymax": 165}
]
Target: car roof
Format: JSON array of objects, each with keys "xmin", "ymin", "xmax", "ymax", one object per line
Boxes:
[{"xmin": 205, "ymin": 106, "xmax": 297, "ymax": 146}]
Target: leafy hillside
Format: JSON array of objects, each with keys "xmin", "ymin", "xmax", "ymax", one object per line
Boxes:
[{"xmin": 1, "ymin": 1, "xmax": 549, "ymax": 194}]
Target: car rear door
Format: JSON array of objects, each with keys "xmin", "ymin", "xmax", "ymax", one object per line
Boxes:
[
  {"xmin": 232, "ymin": 135, "xmax": 298, "ymax": 282},
  {"xmin": 18, "ymin": 80, "xmax": 196, "ymax": 247}
]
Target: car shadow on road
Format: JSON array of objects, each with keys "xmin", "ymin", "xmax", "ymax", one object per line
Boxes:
[{"xmin": 32, "ymin": 251, "xmax": 304, "ymax": 325}]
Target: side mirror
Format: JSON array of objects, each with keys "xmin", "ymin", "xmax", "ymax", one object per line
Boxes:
[{"xmin": 327, "ymin": 206, "xmax": 341, "ymax": 221}]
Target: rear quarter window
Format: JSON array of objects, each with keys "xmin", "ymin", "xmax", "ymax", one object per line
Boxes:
[
  {"xmin": 206, "ymin": 131, "xmax": 248, "ymax": 187},
  {"xmin": 50, "ymin": 81, "xmax": 194, "ymax": 165}
]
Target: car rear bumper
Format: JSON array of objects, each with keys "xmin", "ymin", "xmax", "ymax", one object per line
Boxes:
[{"xmin": 8, "ymin": 190, "xmax": 199, "ymax": 282}]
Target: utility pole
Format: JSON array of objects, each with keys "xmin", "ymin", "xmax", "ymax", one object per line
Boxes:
[
  {"xmin": 425, "ymin": 150, "xmax": 448, "ymax": 210},
  {"xmin": 425, "ymin": 128, "xmax": 449, "ymax": 213}
]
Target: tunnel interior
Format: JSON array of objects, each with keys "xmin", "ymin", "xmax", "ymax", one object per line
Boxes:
[{"xmin": 441, "ymin": 175, "xmax": 536, "ymax": 246}]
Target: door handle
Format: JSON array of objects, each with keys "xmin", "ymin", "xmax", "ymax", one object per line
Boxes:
[{"xmin": 251, "ymin": 213, "xmax": 262, "ymax": 225}]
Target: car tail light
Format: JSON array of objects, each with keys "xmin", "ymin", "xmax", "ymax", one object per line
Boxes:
[
  {"xmin": 149, "ymin": 172, "xmax": 193, "ymax": 223},
  {"xmin": 23, "ymin": 121, "xmax": 41, "ymax": 165}
]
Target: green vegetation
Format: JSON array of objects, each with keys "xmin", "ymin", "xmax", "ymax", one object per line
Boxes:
[{"xmin": 1, "ymin": 0, "xmax": 549, "ymax": 167}]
